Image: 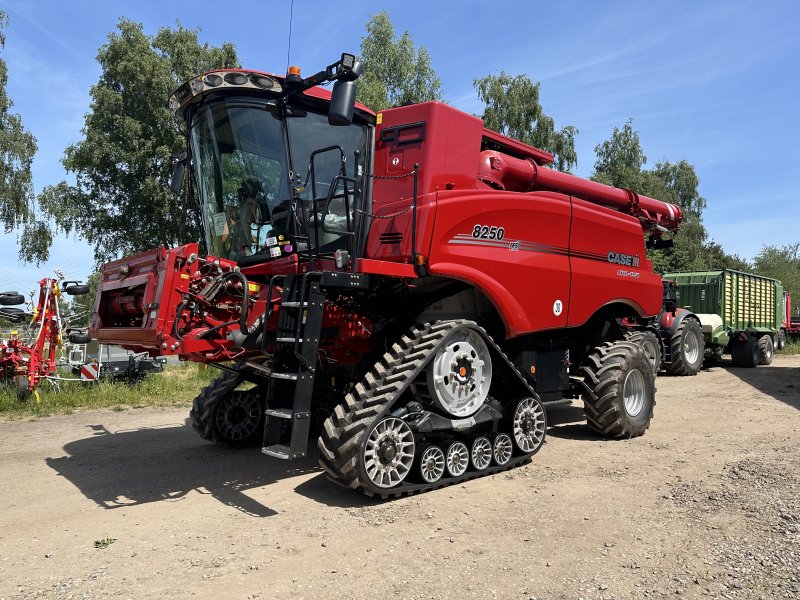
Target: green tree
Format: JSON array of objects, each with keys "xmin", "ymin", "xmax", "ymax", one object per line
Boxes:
[
  {"xmin": 474, "ymin": 72, "xmax": 578, "ymax": 172},
  {"xmin": 38, "ymin": 19, "xmax": 238, "ymax": 263},
  {"xmin": 753, "ymin": 243, "xmax": 800, "ymax": 295},
  {"xmin": 0, "ymin": 12, "xmax": 42, "ymax": 261},
  {"xmin": 591, "ymin": 119, "xmax": 748, "ymax": 274},
  {"xmin": 356, "ymin": 11, "xmax": 442, "ymax": 111}
]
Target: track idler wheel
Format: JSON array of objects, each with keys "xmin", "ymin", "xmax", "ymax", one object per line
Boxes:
[
  {"xmin": 512, "ymin": 397, "xmax": 547, "ymax": 454},
  {"xmin": 363, "ymin": 417, "xmax": 416, "ymax": 489}
]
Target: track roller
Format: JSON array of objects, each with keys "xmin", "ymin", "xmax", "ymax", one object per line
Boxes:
[
  {"xmin": 446, "ymin": 441, "xmax": 469, "ymax": 477},
  {"xmin": 471, "ymin": 436, "xmax": 492, "ymax": 470},
  {"xmin": 418, "ymin": 445, "xmax": 446, "ymax": 483}
]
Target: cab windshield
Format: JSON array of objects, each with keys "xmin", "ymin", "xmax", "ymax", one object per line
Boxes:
[{"xmin": 189, "ymin": 98, "xmax": 368, "ymax": 261}]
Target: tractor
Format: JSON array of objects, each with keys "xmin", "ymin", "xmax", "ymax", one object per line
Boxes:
[{"xmin": 90, "ymin": 54, "xmax": 683, "ymax": 497}]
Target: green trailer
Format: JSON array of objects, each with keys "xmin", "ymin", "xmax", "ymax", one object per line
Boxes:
[{"xmin": 662, "ymin": 269, "xmax": 783, "ymax": 368}]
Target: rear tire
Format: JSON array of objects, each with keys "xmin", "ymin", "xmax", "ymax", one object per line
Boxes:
[
  {"xmin": 774, "ymin": 330, "xmax": 785, "ymax": 351},
  {"xmin": 624, "ymin": 329, "xmax": 662, "ymax": 374},
  {"xmin": 665, "ymin": 319, "xmax": 704, "ymax": 376},
  {"xmin": 757, "ymin": 335, "xmax": 773, "ymax": 365},
  {"xmin": 731, "ymin": 336, "xmax": 758, "ymax": 368},
  {"xmin": 580, "ymin": 340, "xmax": 656, "ymax": 438}
]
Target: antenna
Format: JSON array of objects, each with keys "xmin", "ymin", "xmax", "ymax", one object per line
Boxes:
[{"xmin": 286, "ymin": 0, "xmax": 295, "ymax": 72}]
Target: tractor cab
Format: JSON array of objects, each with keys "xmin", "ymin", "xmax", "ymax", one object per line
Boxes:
[{"xmin": 169, "ymin": 55, "xmax": 373, "ymax": 269}]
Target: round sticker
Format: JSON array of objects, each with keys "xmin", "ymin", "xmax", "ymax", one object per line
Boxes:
[{"xmin": 553, "ymin": 299, "xmax": 563, "ymax": 316}]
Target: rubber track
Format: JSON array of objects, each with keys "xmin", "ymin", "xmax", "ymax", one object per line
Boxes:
[
  {"xmin": 189, "ymin": 367, "xmax": 245, "ymax": 443},
  {"xmin": 317, "ymin": 319, "xmax": 540, "ymax": 499}
]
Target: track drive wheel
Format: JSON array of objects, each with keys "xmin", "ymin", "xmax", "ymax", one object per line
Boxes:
[
  {"xmin": 581, "ymin": 340, "xmax": 656, "ymax": 438},
  {"xmin": 189, "ymin": 368, "xmax": 265, "ymax": 447},
  {"xmin": 624, "ymin": 329, "xmax": 662, "ymax": 375},
  {"xmin": 731, "ymin": 336, "xmax": 758, "ymax": 368},
  {"xmin": 757, "ymin": 335, "xmax": 774, "ymax": 365},
  {"xmin": 665, "ymin": 319, "xmax": 703, "ymax": 376}
]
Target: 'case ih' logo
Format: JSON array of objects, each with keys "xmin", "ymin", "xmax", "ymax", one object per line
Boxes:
[{"xmin": 607, "ymin": 252, "xmax": 640, "ymax": 267}]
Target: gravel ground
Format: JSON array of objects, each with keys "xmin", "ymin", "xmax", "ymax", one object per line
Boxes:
[{"xmin": 0, "ymin": 354, "xmax": 797, "ymax": 599}]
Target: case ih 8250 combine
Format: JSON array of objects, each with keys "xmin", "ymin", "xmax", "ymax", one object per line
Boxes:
[{"xmin": 90, "ymin": 54, "xmax": 683, "ymax": 498}]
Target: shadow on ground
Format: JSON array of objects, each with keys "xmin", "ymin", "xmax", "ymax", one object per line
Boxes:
[
  {"xmin": 45, "ymin": 419, "xmax": 374, "ymax": 517},
  {"xmin": 705, "ymin": 356, "xmax": 800, "ymax": 411},
  {"xmin": 544, "ymin": 403, "xmax": 605, "ymax": 441}
]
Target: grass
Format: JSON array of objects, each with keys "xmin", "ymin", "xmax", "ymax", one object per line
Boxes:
[
  {"xmin": 778, "ymin": 337, "xmax": 800, "ymax": 355},
  {"xmin": 0, "ymin": 363, "xmax": 218, "ymax": 420}
]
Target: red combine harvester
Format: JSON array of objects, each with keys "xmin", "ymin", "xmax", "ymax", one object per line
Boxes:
[
  {"xmin": 90, "ymin": 54, "xmax": 683, "ymax": 497},
  {"xmin": 1, "ymin": 274, "xmax": 90, "ymax": 400}
]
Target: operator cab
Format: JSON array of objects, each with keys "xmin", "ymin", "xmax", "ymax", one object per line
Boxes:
[{"xmin": 169, "ymin": 55, "xmax": 373, "ymax": 267}]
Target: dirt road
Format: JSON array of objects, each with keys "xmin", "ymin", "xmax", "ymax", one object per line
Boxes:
[{"xmin": 1, "ymin": 356, "xmax": 798, "ymax": 599}]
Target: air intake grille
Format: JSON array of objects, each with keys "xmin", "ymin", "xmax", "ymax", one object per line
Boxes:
[{"xmin": 379, "ymin": 232, "xmax": 403, "ymax": 245}]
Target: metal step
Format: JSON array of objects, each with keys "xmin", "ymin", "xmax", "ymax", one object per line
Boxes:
[
  {"xmin": 270, "ymin": 372, "xmax": 298, "ymax": 381},
  {"xmin": 265, "ymin": 408, "xmax": 293, "ymax": 419},
  {"xmin": 280, "ymin": 301, "xmax": 307, "ymax": 308},
  {"xmin": 275, "ymin": 337, "xmax": 297, "ymax": 343},
  {"xmin": 261, "ymin": 444, "xmax": 291, "ymax": 459}
]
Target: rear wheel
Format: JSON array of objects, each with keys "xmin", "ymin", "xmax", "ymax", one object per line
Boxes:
[
  {"xmin": 665, "ymin": 319, "xmax": 704, "ymax": 376},
  {"xmin": 625, "ymin": 329, "xmax": 662, "ymax": 374},
  {"xmin": 581, "ymin": 340, "xmax": 656, "ymax": 438},
  {"xmin": 757, "ymin": 335, "xmax": 774, "ymax": 365},
  {"xmin": 731, "ymin": 336, "xmax": 758, "ymax": 368},
  {"xmin": 774, "ymin": 330, "xmax": 785, "ymax": 351}
]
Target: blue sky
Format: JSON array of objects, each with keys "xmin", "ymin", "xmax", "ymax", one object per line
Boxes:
[{"xmin": 1, "ymin": 0, "xmax": 798, "ymax": 292}]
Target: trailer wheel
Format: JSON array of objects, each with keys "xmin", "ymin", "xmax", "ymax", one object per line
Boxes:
[
  {"xmin": 580, "ymin": 340, "xmax": 655, "ymax": 438},
  {"xmin": 0, "ymin": 292, "xmax": 25, "ymax": 306},
  {"xmin": 731, "ymin": 336, "xmax": 758, "ymax": 368},
  {"xmin": 624, "ymin": 330, "xmax": 661, "ymax": 374},
  {"xmin": 190, "ymin": 368, "xmax": 265, "ymax": 447},
  {"xmin": 665, "ymin": 319, "xmax": 703, "ymax": 376},
  {"xmin": 757, "ymin": 335, "xmax": 774, "ymax": 365}
]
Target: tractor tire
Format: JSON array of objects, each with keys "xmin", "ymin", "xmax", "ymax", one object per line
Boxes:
[
  {"xmin": 731, "ymin": 336, "xmax": 758, "ymax": 368},
  {"xmin": 624, "ymin": 329, "xmax": 662, "ymax": 375},
  {"xmin": 0, "ymin": 292, "xmax": 24, "ymax": 306},
  {"xmin": 757, "ymin": 335, "xmax": 774, "ymax": 365},
  {"xmin": 774, "ymin": 330, "xmax": 785, "ymax": 351},
  {"xmin": 189, "ymin": 368, "xmax": 265, "ymax": 447},
  {"xmin": 665, "ymin": 319, "xmax": 704, "ymax": 376},
  {"xmin": 580, "ymin": 340, "xmax": 656, "ymax": 439},
  {"xmin": 64, "ymin": 284, "xmax": 90, "ymax": 296}
]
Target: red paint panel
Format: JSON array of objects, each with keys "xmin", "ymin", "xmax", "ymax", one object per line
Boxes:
[
  {"xmin": 427, "ymin": 189, "xmax": 572, "ymax": 338},
  {"xmin": 567, "ymin": 198, "xmax": 661, "ymax": 326}
]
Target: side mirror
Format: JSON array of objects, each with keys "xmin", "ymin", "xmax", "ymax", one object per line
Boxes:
[
  {"xmin": 329, "ymin": 60, "xmax": 363, "ymax": 126},
  {"xmin": 169, "ymin": 152, "xmax": 188, "ymax": 197}
]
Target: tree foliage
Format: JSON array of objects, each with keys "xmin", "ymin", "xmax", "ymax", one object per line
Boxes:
[
  {"xmin": 591, "ymin": 119, "xmax": 747, "ymax": 274},
  {"xmin": 0, "ymin": 12, "xmax": 42, "ymax": 261},
  {"xmin": 37, "ymin": 19, "xmax": 238, "ymax": 263},
  {"xmin": 474, "ymin": 72, "xmax": 578, "ymax": 172},
  {"xmin": 356, "ymin": 11, "xmax": 442, "ymax": 111},
  {"xmin": 753, "ymin": 243, "xmax": 800, "ymax": 296}
]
